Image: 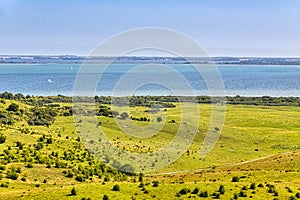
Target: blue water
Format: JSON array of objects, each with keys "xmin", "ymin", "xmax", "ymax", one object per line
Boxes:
[{"xmin": 0, "ymin": 64, "xmax": 299, "ymax": 97}]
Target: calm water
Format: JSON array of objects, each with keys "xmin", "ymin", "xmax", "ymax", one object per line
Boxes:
[{"xmin": 0, "ymin": 64, "xmax": 299, "ymax": 97}]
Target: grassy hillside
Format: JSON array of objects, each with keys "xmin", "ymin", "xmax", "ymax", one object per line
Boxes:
[{"xmin": 0, "ymin": 94, "xmax": 299, "ymax": 199}]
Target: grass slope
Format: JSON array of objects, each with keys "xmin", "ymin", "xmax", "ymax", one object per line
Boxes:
[{"xmin": 0, "ymin": 97, "xmax": 299, "ymax": 199}]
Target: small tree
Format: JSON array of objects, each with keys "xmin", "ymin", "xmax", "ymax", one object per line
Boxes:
[
  {"xmin": 120, "ymin": 112, "xmax": 129, "ymax": 119},
  {"xmin": 199, "ymin": 191, "xmax": 208, "ymax": 197},
  {"xmin": 179, "ymin": 188, "xmax": 190, "ymax": 195},
  {"xmin": 153, "ymin": 181, "xmax": 159, "ymax": 187},
  {"xmin": 7, "ymin": 103, "xmax": 19, "ymax": 112},
  {"xmin": 231, "ymin": 176, "xmax": 240, "ymax": 182},
  {"xmin": 112, "ymin": 184, "xmax": 120, "ymax": 191},
  {"xmin": 157, "ymin": 116, "xmax": 162, "ymax": 122},
  {"xmin": 138, "ymin": 173, "xmax": 143, "ymax": 182},
  {"xmin": 219, "ymin": 185, "xmax": 225, "ymax": 195},
  {"xmin": 249, "ymin": 183, "xmax": 256, "ymax": 190},
  {"xmin": 191, "ymin": 187, "xmax": 199, "ymax": 194},
  {"xmin": 103, "ymin": 194, "xmax": 109, "ymax": 200},
  {"xmin": 112, "ymin": 111, "xmax": 119, "ymax": 117},
  {"xmin": 71, "ymin": 187, "xmax": 77, "ymax": 196},
  {"xmin": 0, "ymin": 134, "xmax": 6, "ymax": 144}
]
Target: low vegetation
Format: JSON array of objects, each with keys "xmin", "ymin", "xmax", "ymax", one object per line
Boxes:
[{"xmin": 0, "ymin": 92, "xmax": 299, "ymax": 199}]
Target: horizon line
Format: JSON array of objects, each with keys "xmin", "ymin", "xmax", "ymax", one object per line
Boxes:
[{"xmin": 1, "ymin": 54, "xmax": 300, "ymax": 59}]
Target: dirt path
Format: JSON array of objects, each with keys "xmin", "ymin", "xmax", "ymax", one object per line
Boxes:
[{"xmin": 147, "ymin": 152, "xmax": 291, "ymax": 176}]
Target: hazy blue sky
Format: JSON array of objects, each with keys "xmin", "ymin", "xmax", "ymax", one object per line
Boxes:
[{"xmin": 0, "ymin": 0, "xmax": 300, "ymax": 57}]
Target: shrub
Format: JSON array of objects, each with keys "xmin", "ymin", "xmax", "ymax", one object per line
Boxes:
[
  {"xmin": 26, "ymin": 163, "xmax": 33, "ymax": 168},
  {"xmin": 219, "ymin": 185, "xmax": 225, "ymax": 194},
  {"xmin": 15, "ymin": 167, "xmax": 21, "ymax": 173},
  {"xmin": 241, "ymin": 185, "xmax": 247, "ymax": 190},
  {"xmin": 0, "ymin": 111, "xmax": 13, "ymax": 125},
  {"xmin": 46, "ymin": 137, "xmax": 53, "ymax": 144},
  {"xmin": 103, "ymin": 194, "xmax": 109, "ymax": 200},
  {"xmin": 191, "ymin": 187, "xmax": 199, "ymax": 194},
  {"xmin": 35, "ymin": 142, "xmax": 44, "ymax": 150},
  {"xmin": 119, "ymin": 163, "xmax": 135, "ymax": 175},
  {"xmin": 0, "ymin": 134, "xmax": 6, "ymax": 144},
  {"xmin": 286, "ymin": 187, "xmax": 293, "ymax": 193},
  {"xmin": 138, "ymin": 182, "xmax": 144, "ymax": 188},
  {"xmin": 28, "ymin": 107, "xmax": 57, "ymax": 126},
  {"xmin": 233, "ymin": 193, "xmax": 238, "ymax": 199},
  {"xmin": 138, "ymin": 173, "xmax": 143, "ymax": 182},
  {"xmin": 71, "ymin": 187, "xmax": 77, "ymax": 196},
  {"xmin": 112, "ymin": 184, "xmax": 120, "ymax": 191},
  {"xmin": 0, "ymin": 183, "xmax": 8, "ymax": 188},
  {"xmin": 7, "ymin": 103, "xmax": 19, "ymax": 112},
  {"xmin": 267, "ymin": 185, "xmax": 276, "ymax": 193},
  {"xmin": 157, "ymin": 116, "xmax": 162, "ymax": 122},
  {"xmin": 153, "ymin": 181, "xmax": 159, "ymax": 187},
  {"xmin": 199, "ymin": 191, "xmax": 208, "ymax": 197},
  {"xmin": 249, "ymin": 183, "xmax": 256, "ymax": 190},
  {"xmin": 16, "ymin": 141, "xmax": 24, "ymax": 150},
  {"xmin": 257, "ymin": 183, "xmax": 264, "ymax": 188},
  {"xmin": 120, "ymin": 112, "xmax": 129, "ymax": 119},
  {"xmin": 212, "ymin": 192, "xmax": 220, "ymax": 199},
  {"xmin": 75, "ymin": 175, "xmax": 85, "ymax": 182},
  {"xmin": 179, "ymin": 188, "xmax": 190, "ymax": 195},
  {"xmin": 239, "ymin": 191, "xmax": 247, "ymax": 197},
  {"xmin": 6, "ymin": 171, "xmax": 18, "ymax": 180},
  {"xmin": 232, "ymin": 176, "xmax": 240, "ymax": 182}
]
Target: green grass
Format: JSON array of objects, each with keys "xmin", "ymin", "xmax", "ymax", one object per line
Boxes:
[{"xmin": 0, "ymin": 97, "xmax": 300, "ymax": 199}]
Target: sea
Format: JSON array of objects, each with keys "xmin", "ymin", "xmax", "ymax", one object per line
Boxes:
[{"xmin": 0, "ymin": 64, "xmax": 299, "ymax": 97}]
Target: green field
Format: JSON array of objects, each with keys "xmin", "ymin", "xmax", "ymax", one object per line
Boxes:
[{"xmin": 0, "ymin": 95, "xmax": 300, "ymax": 199}]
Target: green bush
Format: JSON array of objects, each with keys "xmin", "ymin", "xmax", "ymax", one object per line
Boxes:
[
  {"xmin": 241, "ymin": 185, "xmax": 247, "ymax": 190},
  {"xmin": 239, "ymin": 191, "xmax": 247, "ymax": 197},
  {"xmin": 28, "ymin": 107, "xmax": 57, "ymax": 126},
  {"xmin": 219, "ymin": 185, "xmax": 225, "ymax": 194},
  {"xmin": 26, "ymin": 163, "xmax": 33, "ymax": 168},
  {"xmin": 249, "ymin": 183, "xmax": 256, "ymax": 190},
  {"xmin": 16, "ymin": 141, "xmax": 24, "ymax": 150},
  {"xmin": 112, "ymin": 184, "xmax": 120, "ymax": 191},
  {"xmin": 0, "ymin": 111, "xmax": 13, "ymax": 125},
  {"xmin": 7, "ymin": 103, "xmax": 19, "ymax": 112},
  {"xmin": 6, "ymin": 170, "xmax": 19, "ymax": 180},
  {"xmin": 232, "ymin": 176, "xmax": 240, "ymax": 182},
  {"xmin": 199, "ymin": 191, "xmax": 208, "ymax": 197},
  {"xmin": 191, "ymin": 187, "xmax": 199, "ymax": 194},
  {"xmin": 75, "ymin": 175, "xmax": 85, "ymax": 182},
  {"xmin": 257, "ymin": 183, "xmax": 264, "ymax": 188},
  {"xmin": 35, "ymin": 142, "xmax": 44, "ymax": 150},
  {"xmin": 0, "ymin": 134, "xmax": 6, "ymax": 144},
  {"xmin": 71, "ymin": 187, "xmax": 77, "ymax": 196},
  {"xmin": 103, "ymin": 194, "xmax": 109, "ymax": 200},
  {"xmin": 153, "ymin": 181, "xmax": 159, "ymax": 187},
  {"xmin": 179, "ymin": 188, "xmax": 190, "ymax": 195},
  {"xmin": 212, "ymin": 192, "xmax": 220, "ymax": 199}
]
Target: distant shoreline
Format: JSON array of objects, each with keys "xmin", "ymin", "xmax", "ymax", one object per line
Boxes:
[
  {"xmin": 1, "ymin": 92, "xmax": 300, "ymax": 107},
  {"xmin": 1, "ymin": 55, "xmax": 300, "ymax": 65}
]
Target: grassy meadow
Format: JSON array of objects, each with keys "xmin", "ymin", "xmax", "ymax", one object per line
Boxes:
[{"xmin": 0, "ymin": 94, "xmax": 300, "ymax": 199}]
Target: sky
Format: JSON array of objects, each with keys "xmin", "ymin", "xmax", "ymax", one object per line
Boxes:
[{"xmin": 0, "ymin": 0, "xmax": 300, "ymax": 57}]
